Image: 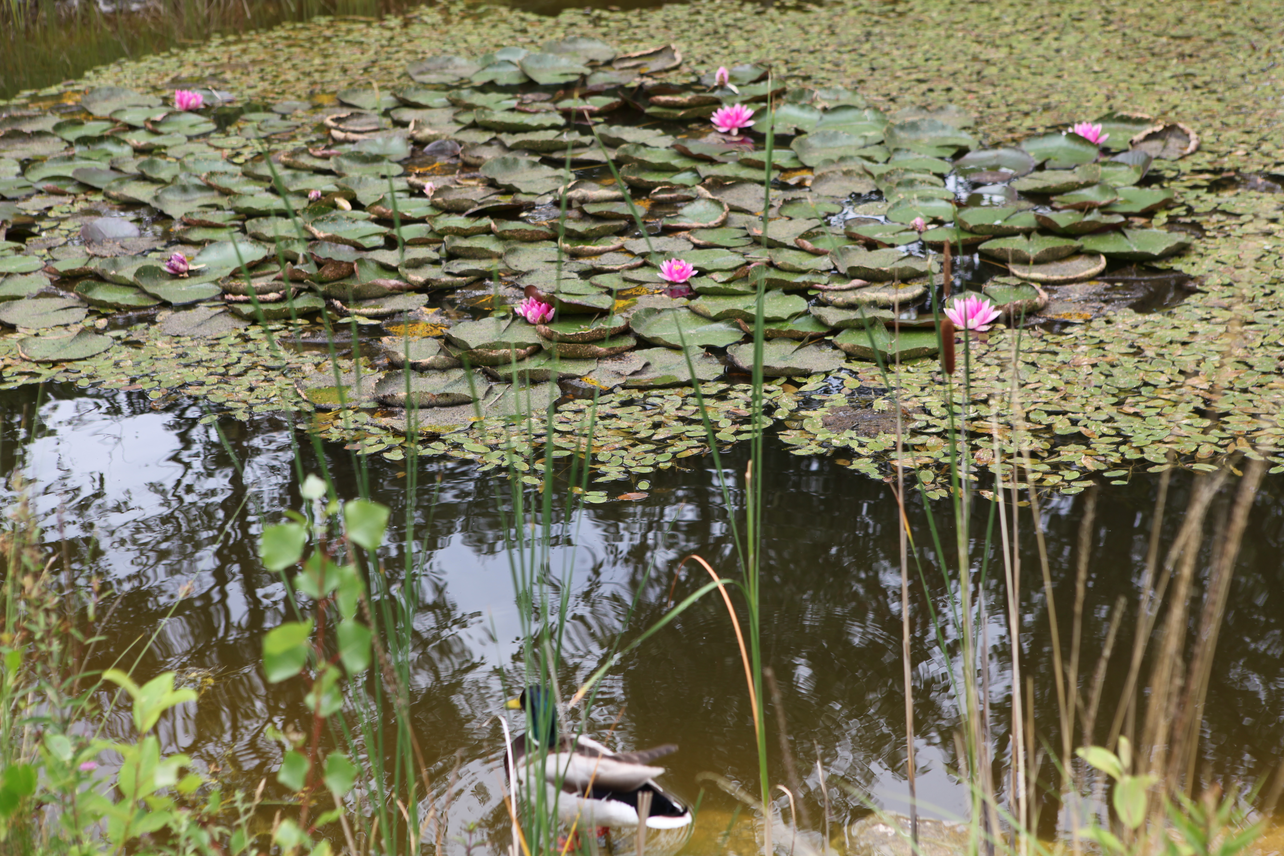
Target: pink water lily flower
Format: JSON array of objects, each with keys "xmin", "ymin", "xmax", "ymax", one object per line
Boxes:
[
  {"xmin": 308, "ymin": 189, "xmax": 322, "ymax": 202},
  {"xmin": 711, "ymin": 103, "xmax": 754, "ymax": 135},
  {"xmin": 945, "ymin": 294, "xmax": 1002, "ymax": 332},
  {"xmin": 79, "ymin": 761, "xmax": 99, "ymax": 772},
  {"xmin": 173, "ymin": 89, "xmax": 203, "ymax": 111},
  {"xmin": 911, "ymin": 216, "xmax": 927, "ymax": 234},
  {"xmin": 422, "ymin": 181, "xmax": 437, "ymax": 198},
  {"xmin": 714, "ymin": 66, "xmax": 731, "ymax": 87},
  {"xmin": 658, "ymin": 258, "xmax": 696, "ymax": 284},
  {"xmin": 1070, "ymin": 121, "xmax": 1109, "ymax": 145},
  {"xmin": 164, "ymin": 252, "xmax": 191, "ymax": 276},
  {"xmin": 515, "ymin": 296, "xmax": 554, "ymax": 324}
]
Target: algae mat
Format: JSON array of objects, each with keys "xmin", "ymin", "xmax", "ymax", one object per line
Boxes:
[{"xmin": 1, "ymin": 0, "xmax": 1282, "ymax": 498}]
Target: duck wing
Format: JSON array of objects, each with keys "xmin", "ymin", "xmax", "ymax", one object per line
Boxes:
[{"xmin": 545, "ymin": 738, "xmax": 679, "ymax": 792}]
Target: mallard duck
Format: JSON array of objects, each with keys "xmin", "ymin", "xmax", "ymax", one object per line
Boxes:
[{"xmin": 504, "ymin": 685, "xmax": 693, "ymax": 830}]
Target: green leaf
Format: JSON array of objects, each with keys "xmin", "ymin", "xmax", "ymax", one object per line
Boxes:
[
  {"xmin": 336, "ymin": 620, "xmax": 372, "ymax": 675},
  {"xmin": 1113, "ymin": 774, "xmax": 1155, "ymax": 830},
  {"xmin": 133, "ymin": 672, "xmax": 197, "ymax": 733},
  {"xmin": 343, "ymin": 499, "xmax": 389, "ymax": 551},
  {"xmin": 262, "ymin": 621, "xmax": 314, "ymax": 683},
  {"xmin": 260, "ymin": 522, "xmax": 306, "ymax": 571},
  {"xmin": 323, "ymin": 754, "xmax": 358, "ymax": 799},
  {"xmin": 1076, "ymin": 746, "xmax": 1124, "ymax": 780},
  {"xmin": 277, "ymin": 750, "xmax": 310, "ymax": 792}
]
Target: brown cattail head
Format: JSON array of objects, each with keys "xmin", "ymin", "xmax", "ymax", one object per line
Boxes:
[{"xmin": 941, "ymin": 317, "xmax": 956, "ymax": 376}]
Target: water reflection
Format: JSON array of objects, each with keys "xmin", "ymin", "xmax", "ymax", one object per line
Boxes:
[{"xmin": 2, "ymin": 383, "xmax": 1282, "ymax": 850}]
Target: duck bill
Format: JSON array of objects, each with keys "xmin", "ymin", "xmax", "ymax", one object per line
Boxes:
[{"xmin": 504, "ymin": 696, "xmax": 523, "ymax": 710}]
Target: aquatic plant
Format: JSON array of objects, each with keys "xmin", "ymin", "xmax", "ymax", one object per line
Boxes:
[
  {"xmin": 163, "ymin": 252, "xmax": 190, "ymax": 276},
  {"xmin": 714, "ymin": 65, "xmax": 730, "ymax": 87},
  {"xmin": 944, "ymin": 294, "xmax": 1002, "ymax": 331},
  {"xmin": 657, "ymin": 257, "xmax": 696, "ymax": 284},
  {"xmin": 515, "ymin": 296, "xmax": 554, "ymax": 324},
  {"xmin": 307, "ymin": 188, "xmax": 322, "ymax": 202},
  {"xmin": 1071, "ymin": 121, "xmax": 1109, "ymax": 144},
  {"xmin": 711, "ymin": 103, "xmax": 754, "ymax": 135},
  {"xmin": 172, "ymin": 88, "xmax": 203, "ymax": 111},
  {"xmin": 911, "ymin": 216, "xmax": 927, "ymax": 233}
]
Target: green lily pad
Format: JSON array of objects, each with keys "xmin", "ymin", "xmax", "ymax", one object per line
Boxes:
[
  {"xmin": 134, "ymin": 265, "xmax": 224, "ymax": 304},
  {"xmin": 0, "ymin": 255, "xmax": 44, "ymax": 275},
  {"xmin": 17, "ymin": 329, "xmax": 114, "ymax": 362},
  {"xmin": 227, "ymin": 292, "xmax": 325, "ymax": 319},
  {"xmin": 1020, "ymin": 132, "xmax": 1101, "ymax": 168},
  {"xmin": 844, "ymin": 220, "xmax": 919, "ymax": 247},
  {"xmin": 407, "ymin": 55, "xmax": 484, "ymax": 85},
  {"xmin": 622, "ymin": 347, "xmax": 723, "ymax": 388},
  {"xmin": 518, "ymin": 52, "xmax": 590, "ymax": 85},
  {"xmin": 883, "ymin": 118, "xmax": 975, "ymax": 152},
  {"xmin": 193, "ymin": 239, "xmax": 273, "ymax": 270},
  {"xmin": 375, "ymin": 368, "xmax": 489, "ymax": 407},
  {"xmin": 1053, "ymin": 183, "xmax": 1119, "ymax": 210},
  {"xmin": 474, "ymin": 110, "xmax": 565, "ymax": 133},
  {"xmin": 1008, "ymin": 253, "xmax": 1107, "ymax": 284},
  {"xmin": 982, "ymin": 278, "xmax": 1048, "ymax": 315},
  {"xmin": 809, "ymin": 304, "xmax": 897, "ymax": 329},
  {"xmin": 690, "ymin": 291, "xmax": 808, "ymax": 323},
  {"xmin": 536, "ymin": 314, "xmax": 629, "ymax": 343},
  {"xmin": 0, "ymin": 296, "xmax": 87, "ymax": 328},
  {"xmin": 953, "ymin": 147, "xmax": 1036, "ymax": 180},
  {"xmin": 792, "ymin": 130, "xmax": 881, "ymax": 167},
  {"xmin": 1033, "ymin": 209, "xmax": 1126, "ymax": 235},
  {"xmin": 978, "ymin": 234, "xmax": 1082, "ymax": 265},
  {"xmin": 833, "ymin": 320, "xmax": 939, "ymax": 361},
  {"xmin": 1011, "ymin": 164, "xmax": 1101, "ymax": 195},
  {"xmin": 663, "ymin": 198, "xmax": 728, "ymax": 231},
  {"xmin": 0, "ymin": 273, "xmax": 48, "ymax": 301},
  {"xmin": 726, "ymin": 340, "xmax": 846, "ymax": 377},
  {"xmin": 73, "ymin": 279, "xmax": 161, "ymax": 310},
  {"xmin": 821, "ymin": 279, "xmax": 928, "ymax": 307},
  {"xmin": 1104, "ymin": 186, "xmax": 1176, "ymax": 214},
  {"xmin": 479, "ymin": 156, "xmax": 563, "ymax": 193},
  {"xmin": 1077, "ymin": 229, "xmax": 1192, "ymax": 261},
  {"xmin": 831, "ymin": 246, "xmax": 933, "ymax": 281},
  {"xmin": 81, "ymin": 86, "xmax": 160, "ymax": 117},
  {"xmin": 629, "ymin": 307, "xmax": 745, "ymax": 349}
]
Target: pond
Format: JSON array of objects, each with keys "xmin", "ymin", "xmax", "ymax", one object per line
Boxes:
[
  {"xmin": 3, "ymin": 0, "xmax": 1284, "ymax": 851},
  {"xmin": 4, "ymin": 380, "xmax": 1282, "ymax": 852}
]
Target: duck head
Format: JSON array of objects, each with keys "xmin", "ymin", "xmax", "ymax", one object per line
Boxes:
[{"xmin": 505, "ymin": 684, "xmax": 559, "ymax": 746}]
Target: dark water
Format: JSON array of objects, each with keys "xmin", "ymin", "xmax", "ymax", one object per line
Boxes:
[{"xmin": 2, "ymin": 382, "xmax": 1282, "ymax": 851}]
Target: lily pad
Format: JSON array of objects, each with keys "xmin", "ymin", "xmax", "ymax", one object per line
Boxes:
[
  {"xmin": 1077, "ymin": 229, "xmax": 1192, "ymax": 261},
  {"xmin": 17, "ymin": 329, "xmax": 114, "ymax": 362},
  {"xmin": 0, "ymin": 296, "xmax": 87, "ymax": 329},
  {"xmin": 407, "ymin": 56, "xmax": 484, "ymax": 85},
  {"xmin": 629, "ymin": 307, "xmax": 745, "ymax": 349},
  {"xmin": 726, "ymin": 340, "xmax": 846, "ymax": 377},
  {"xmin": 978, "ymin": 234, "xmax": 1082, "ymax": 265},
  {"xmin": 74, "ymin": 279, "xmax": 161, "ymax": 310},
  {"xmin": 690, "ymin": 291, "xmax": 808, "ymax": 323},
  {"xmin": 833, "ymin": 320, "xmax": 939, "ymax": 361},
  {"xmin": 518, "ymin": 52, "xmax": 590, "ymax": 85},
  {"xmin": 1007, "ymin": 253, "xmax": 1107, "ymax": 284},
  {"xmin": 1020, "ymin": 132, "xmax": 1101, "ymax": 168},
  {"xmin": 831, "ymin": 247, "xmax": 933, "ymax": 281},
  {"xmin": 375, "ymin": 369, "xmax": 489, "ymax": 407},
  {"xmin": 622, "ymin": 346, "xmax": 723, "ymax": 388}
]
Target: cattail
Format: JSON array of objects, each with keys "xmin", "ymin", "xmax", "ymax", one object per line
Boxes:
[{"xmin": 941, "ymin": 317, "xmax": 956, "ymax": 376}]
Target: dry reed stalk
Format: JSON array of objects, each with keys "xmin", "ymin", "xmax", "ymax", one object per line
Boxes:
[
  {"xmin": 1168, "ymin": 458, "xmax": 1266, "ymax": 792},
  {"xmin": 765, "ymin": 667, "xmax": 810, "ymax": 829}
]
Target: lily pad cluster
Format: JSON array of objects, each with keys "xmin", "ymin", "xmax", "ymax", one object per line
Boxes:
[{"xmin": 2, "ymin": 31, "xmax": 1258, "ymax": 496}]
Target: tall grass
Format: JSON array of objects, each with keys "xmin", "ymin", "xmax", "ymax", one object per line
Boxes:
[{"xmin": 0, "ymin": 0, "xmax": 409, "ymax": 101}]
